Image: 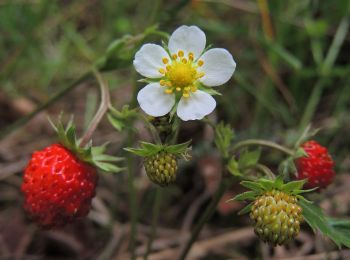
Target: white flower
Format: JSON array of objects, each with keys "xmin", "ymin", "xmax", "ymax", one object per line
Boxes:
[{"xmin": 133, "ymin": 25, "xmax": 236, "ymax": 121}]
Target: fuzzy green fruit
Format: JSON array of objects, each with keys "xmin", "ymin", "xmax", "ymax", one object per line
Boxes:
[
  {"xmin": 250, "ymin": 190, "xmax": 303, "ymax": 246},
  {"xmin": 144, "ymin": 151, "xmax": 178, "ymax": 186}
]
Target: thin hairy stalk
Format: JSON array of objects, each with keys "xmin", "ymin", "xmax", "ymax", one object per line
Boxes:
[
  {"xmin": 144, "ymin": 187, "xmax": 163, "ymax": 260},
  {"xmin": 231, "ymin": 139, "xmax": 294, "ymax": 156},
  {"xmin": 0, "ymin": 72, "xmax": 92, "ymax": 140},
  {"xmin": 79, "ymin": 70, "xmax": 111, "ymax": 147},
  {"xmin": 255, "ymin": 163, "xmax": 276, "ymax": 179}
]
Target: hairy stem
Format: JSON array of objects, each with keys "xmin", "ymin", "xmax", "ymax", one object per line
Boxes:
[
  {"xmin": 231, "ymin": 139, "xmax": 294, "ymax": 156},
  {"xmin": 79, "ymin": 70, "xmax": 111, "ymax": 147}
]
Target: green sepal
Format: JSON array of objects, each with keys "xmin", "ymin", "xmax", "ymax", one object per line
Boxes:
[
  {"xmin": 215, "ymin": 122, "xmax": 235, "ymax": 158},
  {"xmin": 232, "ymin": 191, "xmax": 257, "ymax": 201},
  {"xmin": 240, "ymin": 181, "xmax": 265, "ymax": 192},
  {"xmin": 238, "ymin": 148, "xmax": 261, "ymax": 170},
  {"xmin": 299, "ymin": 197, "xmax": 350, "ymax": 248},
  {"xmin": 125, "ymin": 140, "xmax": 191, "ymax": 158},
  {"xmin": 49, "ymin": 116, "xmax": 124, "ymax": 173},
  {"xmin": 108, "ymin": 105, "xmax": 138, "ymax": 132},
  {"xmin": 238, "ymin": 203, "xmax": 253, "ymax": 215}
]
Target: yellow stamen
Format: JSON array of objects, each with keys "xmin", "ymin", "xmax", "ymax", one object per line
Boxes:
[
  {"xmin": 178, "ymin": 50, "xmax": 184, "ymax": 57},
  {"xmin": 198, "ymin": 60, "xmax": 204, "ymax": 66},
  {"xmin": 182, "ymin": 58, "xmax": 187, "ymax": 64},
  {"xmin": 172, "ymin": 54, "xmax": 178, "ymax": 60},
  {"xmin": 197, "ymin": 72, "xmax": 205, "ymax": 78},
  {"xmin": 165, "ymin": 89, "xmax": 173, "ymax": 94},
  {"xmin": 162, "ymin": 58, "xmax": 169, "ymax": 64},
  {"xmin": 176, "ymin": 87, "xmax": 181, "ymax": 92},
  {"xmin": 183, "ymin": 93, "xmax": 190, "ymax": 98},
  {"xmin": 160, "ymin": 80, "xmax": 166, "ymax": 86},
  {"xmin": 159, "ymin": 68, "xmax": 165, "ymax": 74},
  {"xmin": 191, "ymin": 86, "xmax": 197, "ymax": 92},
  {"xmin": 166, "ymin": 65, "xmax": 172, "ymax": 71}
]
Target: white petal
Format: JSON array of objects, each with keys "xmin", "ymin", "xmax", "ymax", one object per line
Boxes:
[
  {"xmin": 137, "ymin": 83, "xmax": 175, "ymax": 117},
  {"xmin": 168, "ymin": 25, "xmax": 206, "ymax": 59},
  {"xmin": 199, "ymin": 48, "xmax": 236, "ymax": 87},
  {"xmin": 133, "ymin": 44, "xmax": 170, "ymax": 78},
  {"xmin": 177, "ymin": 90, "xmax": 216, "ymax": 121}
]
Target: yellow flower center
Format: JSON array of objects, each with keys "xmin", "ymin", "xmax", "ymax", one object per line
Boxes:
[
  {"xmin": 158, "ymin": 50, "xmax": 205, "ymax": 98},
  {"xmin": 167, "ymin": 62, "xmax": 196, "ymax": 88}
]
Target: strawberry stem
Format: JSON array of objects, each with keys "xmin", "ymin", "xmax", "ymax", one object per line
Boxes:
[
  {"xmin": 79, "ymin": 69, "xmax": 111, "ymax": 148},
  {"xmin": 231, "ymin": 139, "xmax": 294, "ymax": 156}
]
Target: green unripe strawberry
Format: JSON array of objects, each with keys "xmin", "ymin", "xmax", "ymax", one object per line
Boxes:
[
  {"xmin": 250, "ymin": 190, "xmax": 302, "ymax": 246},
  {"xmin": 144, "ymin": 151, "xmax": 178, "ymax": 186}
]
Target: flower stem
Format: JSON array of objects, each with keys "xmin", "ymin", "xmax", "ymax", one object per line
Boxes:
[
  {"xmin": 79, "ymin": 69, "xmax": 111, "ymax": 148},
  {"xmin": 231, "ymin": 139, "xmax": 294, "ymax": 156},
  {"xmin": 144, "ymin": 186, "xmax": 163, "ymax": 260}
]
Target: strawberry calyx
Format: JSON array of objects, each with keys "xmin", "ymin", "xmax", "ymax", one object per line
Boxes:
[
  {"xmin": 49, "ymin": 117, "xmax": 123, "ymax": 173},
  {"xmin": 124, "ymin": 140, "xmax": 191, "ymax": 159}
]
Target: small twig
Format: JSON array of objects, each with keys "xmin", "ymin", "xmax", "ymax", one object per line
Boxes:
[{"xmin": 79, "ymin": 69, "xmax": 111, "ymax": 147}]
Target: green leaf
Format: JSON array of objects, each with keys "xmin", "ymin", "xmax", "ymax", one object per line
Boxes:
[
  {"xmin": 227, "ymin": 158, "xmax": 242, "ymax": 177},
  {"xmin": 165, "ymin": 140, "xmax": 191, "ymax": 154},
  {"xmin": 238, "ymin": 203, "xmax": 253, "ymax": 215},
  {"xmin": 238, "ymin": 149, "xmax": 261, "ymax": 169},
  {"xmin": 299, "ymin": 198, "xmax": 350, "ymax": 248},
  {"xmin": 107, "ymin": 113, "xmax": 125, "ymax": 131},
  {"xmin": 232, "ymin": 191, "xmax": 257, "ymax": 201},
  {"xmin": 215, "ymin": 122, "xmax": 235, "ymax": 158},
  {"xmin": 240, "ymin": 181, "xmax": 264, "ymax": 192}
]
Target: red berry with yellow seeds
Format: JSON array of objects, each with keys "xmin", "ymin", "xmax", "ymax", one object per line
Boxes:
[
  {"xmin": 21, "ymin": 144, "xmax": 98, "ymax": 228},
  {"xmin": 296, "ymin": 140, "xmax": 335, "ymax": 189},
  {"xmin": 250, "ymin": 190, "xmax": 302, "ymax": 246},
  {"xmin": 144, "ymin": 151, "xmax": 178, "ymax": 186}
]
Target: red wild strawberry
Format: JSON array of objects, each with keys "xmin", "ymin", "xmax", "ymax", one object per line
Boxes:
[
  {"xmin": 21, "ymin": 144, "xmax": 98, "ymax": 228},
  {"xmin": 295, "ymin": 140, "xmax": 335, "ymax": 189}
]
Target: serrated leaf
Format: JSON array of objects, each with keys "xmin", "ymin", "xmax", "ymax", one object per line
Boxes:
[
  {"xmin": 240, "ymin": 181, "xmax": 264, "ymax": 192},
  {"xmin": 215, "ymin": 122, "xmax": 234, "ymax": 158},
  {"xmin": 232, "ymin": 191, "xmax": 257, "ymax": 201},
  {"xmin": 238, "ymin": 203, "xmax": 253, "ymax": 215},
  {"xmin": 108, "ymin": 113, "xmax": 125, "ymax": 131},
  {"xmin": 238, "ymin": 149, "xmax": 261, "ymax": 169},
  {"xmin": 227, "ymin": 158, "xmax": 242, "ymax": 177},
  {"xmin": 299, "ymin": 198, "xmax": 350, "ymax": 248},
  {"xmin": 165, "ymin": 140, "xmax": 191, "ymax": 154}
]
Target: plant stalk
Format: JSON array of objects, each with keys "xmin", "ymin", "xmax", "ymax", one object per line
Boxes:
[{"xmin": 231, "ymin": 139, "xmax": 294, "ymax": 156}]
